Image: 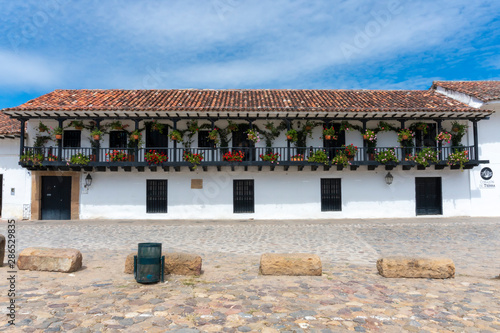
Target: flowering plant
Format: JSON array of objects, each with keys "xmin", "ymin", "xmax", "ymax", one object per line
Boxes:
[
  {"xmin": 323, "ymin": 127, "xmax": 337, "ymax": 139},
  {"xmin": 69, "ymin": 153, "xmax": 90, "ymax": 165},
  {"xmin": 447, "ymin": 150, "xmax": 469, "ymax": 170},
  {"xmin": 130, "ymin": 130, "xmax": 142, "ymax": 141},
  {"xmin": 286, "ymin": 129, "xmax": 298, "ymax": 142},
  {"xmin": 183, "ymin": 151, "xmax": 204, "ymax": 169},
  {"xmin": 151, "ymin": 121, "xmax": 165, "ymax": 134},
  {"xmin": 145, "ymin": 150, "xmax": 168, "ymax": 165},
  {"xmin": 170, "ymin": 130, "xmax": 183, "ymax": 142},
  {"xmin": 106, "ymin": 150, "xmax": 128, "ymax": 162},
  {"xmin": 331, "ymin": 153, "xmax": 350, "ymax": 168},
  {"xmin": 110, "ymin": 121, "xmax": 128, "ymax": 130},
  {"xmin": 397, "ymin": 128, "xmax": 413, "ymax": 143},
  {"xmin": 406, "ymin": 148, "xmax": 439, "ymax": 167},
  {"xmin": 187, "ymin": 120, "xmax": 199, "ymax": 134},
  {"xmin": 91, "ymin": 128, "xmax": 103, "ymax": 137},
  {"xmin": 208, "ymin": 128, "xmax": 219, "ymax": 144},
  {"xmin": 260, "ymin": 152, "xmax": 280, "ymax": 163},
  {"xmin": 290, "ymin": 154, "xmax": 304, "ymax": 161},
  {"xmin": 435, "ymin": 131, "xmax": 452, "ymax": 143},
  {"xmin": 227, "ymin": 120, "xmax": 239, "ymax": 132},
  {"xmin": 20, "ymin": 151, "xmax": 44, "ymax": 166},
  {"xmin": 375, "ymin": 148, "xmax": 399, "ymax": 163},
  {"xmin": 246, "ymin": 129, "xmax": 261, "ymax": 143},
  {"xmin": 342, "ymin": 144, "xmax": 358, "ymax": 157},
  {"xmin": 38, "ymin": 122, "xmax": 50, "ymax": 133},
  {"xmin": 53, "ymin": 126, "xmax": 63, "ymax": 135},
  {"xmin": 307, "ymin": 150, "xmax": 329, "ymax": 165},
  {"xmin": 46, "ymin": 153, "xmax": 58, "ymax": 161},
  {"xmin": 69, "ymin": 120, "xmax": 84, "ymax": 129},
  {"xmin": 223, "ymin": 151, "xmax": 245, "ymax": 162},
  {"xmin": 363, "ymin": 129, "xmax": 377, "ymax": 142}
]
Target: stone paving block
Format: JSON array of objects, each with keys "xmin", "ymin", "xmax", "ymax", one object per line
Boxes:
[
  {"xmin": 17, "ymin": 247, "xmax": 83, "ymax": 273},
  {"xmin": 0, "ymin": 234, "xmax": 5, "ymax": 267},
  {"xmin": 377, "ymin": 256, "xmax": 455, "ymax": 279},
  {"xmin": 125, "ymin": 252, "xmax": 202, "ymax": 275},
  {"xmin": 259, "ymin": 253, "xmax": 322, "ymax": 276}
]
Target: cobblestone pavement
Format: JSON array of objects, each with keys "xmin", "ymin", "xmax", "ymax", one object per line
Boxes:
[{"xmin": 1, "ymin": 217, "xmax": 500, "ymax": 332}]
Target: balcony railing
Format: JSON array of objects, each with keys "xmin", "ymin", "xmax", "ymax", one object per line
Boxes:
[{"xmin": 19, "ymin": 145, "xmax": 482, "ymax": 171}]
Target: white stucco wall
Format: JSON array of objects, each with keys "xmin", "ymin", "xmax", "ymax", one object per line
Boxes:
[
  {"xmin": 79, "ymin": 166, "xmax": 473, "ymax": 220},
  {"xmin": 0, "ymin": 138, "xmax": 31, "ymax": 220}
]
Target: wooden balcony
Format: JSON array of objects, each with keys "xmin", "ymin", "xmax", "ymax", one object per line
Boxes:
[{"xmin": 19, "ymin": 146, "xmax": 485, "ymax": 172}]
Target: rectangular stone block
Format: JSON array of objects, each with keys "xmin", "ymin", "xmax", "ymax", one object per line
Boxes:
[
  {"xmin": 125, "ymin": 252, "xmax": 202, "ymax": 276},
  {"xmin": 260, "ymin": 253, "xmax": 322, "ymax": 276},
  {"xmin": 17, "ymin": 247, "xmax": 83, "ymax": 273},
  {"xmin": 377, "ymin": 257, "xmax": 455, "ymax": 279}
]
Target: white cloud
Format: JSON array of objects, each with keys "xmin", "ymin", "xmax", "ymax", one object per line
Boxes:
[{"xmin": 0, "ymin": 50, "xmax": 62, "ymax": 88}]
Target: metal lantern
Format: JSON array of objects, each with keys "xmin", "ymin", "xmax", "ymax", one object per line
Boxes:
[
  {"xmin": 385, "ymin": 172, "xmax": 394, "ymax": 185},
  {"xmin": 134, "ymin": 243, "xmax": 165, "ymax": 284}
]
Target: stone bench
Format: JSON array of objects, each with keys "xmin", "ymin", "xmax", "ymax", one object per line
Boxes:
[
  {"xmin": 17, "ymin": 247, "xmax": 83, "ymax": 273},
  {"xmin": 0, "ymin": 234, "xmax": 5, "ymax": 267},
  {"xmin": 377, "ymin": 257, "xmax": 455, "ymax": 279},
  {"xmin": 260, "ymin": 253, "xmax": 322, "ymax": 276},
  {"xmin": 125, "ymin": 252, "xmax": 202, "ymax": 276}
]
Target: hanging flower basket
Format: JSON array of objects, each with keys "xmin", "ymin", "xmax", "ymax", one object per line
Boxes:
[
  {"xmin": 55, "ymin": 134, "xmax": 63, "ymax": 140},
  {"xmin": 93, "ymin": 134, "xmax": 100, "ymax": 140}
]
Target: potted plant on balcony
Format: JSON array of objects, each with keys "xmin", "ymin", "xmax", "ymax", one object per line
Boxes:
[
  {"xmin": 20, "ymin": 151, "xmax": 44, "ymax": 166},
  {"xmin": 259, "ymin": 152, "xmax": 280, "ymax": 163},
  {"xmin": 53, "ymin": 127, "xmax": 63, "ymax": 140},
  {"xmin": 170, "ymin": 129, "xmax": 183, "ymax": 142},
  {"xmin": 246, "ymin": 129, "xmax": 261, "ymax": 143},
  {"xmin": 323, "ymin": 127, "xmax": 337, "ymax": 140},
  {"xmin": 47, "ymin": 153, "xmax": 57, "ymax": 162},
  {"xmin": 183, "ymin": 151, "xmax": 204, "ymax": 170},
  {"xmin": 435, "ymin": 131, "xmax": 452, "ymax": 144},
  {"xmin": 151, "ymin": 121, "xmax": 165, "ymax": 133},
  {"xmin": 286, "ymin": 129, "xmax": 298, "ymax": 142},
  {"xmin": 109, "ymin": 121, "xmax": 127, "ymax": 130},
  {"xmin": 342, "ymin": 144, "xmax": 358, "ymax": 160},
  {"xmin": 307, "ymin": 149, "xmax": 329, "ymax": 165},
  {"xmin": 130, "ymin": 130, "xmax": 142, "ymax": 141},
  {"xmin": 331, "ymin": 152, "xmax": 350, "ymax": 168},
  {"xmin": 223, "ymin": 151, "xmax": 245, "ymax": 162},
  {"xmin": 106, "ymin": 150, "xmax": 128, "ymax": 162},
  {"xmin": 69, "ymin": 153, "xmax": 90, "ymax": 165},
  {"xmin": 209, "ymin": 128, "xmax": 220, "ymax": 144},
  {"xmin": 450, "ymin": 121, "xmax": 467, "ymax": 146},
  {"xmin": 447, "ymin": 150, "xmax": 469, "ymax": 170},
  {"xmin": 397, "ymin": 128, "xmax": 413, "ymax": 143},
  {"xmin": 227, "ymin": 121, "xmax": 239, "ymax": 133},
  {"xmin": 363, "ymin": 129, "xmax": 377, "ymax": 142},
  {"xmin": 375, "ymin": 148, "xmax": 399, "ymax": 164},
  {"xmin": 38, "ymin": 122, "xmax": 50, "ymax": 133},
  {"xmin": 145, "ymin": 150, "xmax": 168, "ymax": 165},
  {"xmin": 91, "ymin": 128, "xmax": 103, "ymax": 141},
  {"xmin": 406, "ymin": 147, "xmax": 439, "ymax": 168},
  {"xmin": 290, "ymin": 154, "xmax": 304, "ymax": 161},
  {"xmin": 69, "ymin": 120, "xmax": 84, "ymax": 130}
]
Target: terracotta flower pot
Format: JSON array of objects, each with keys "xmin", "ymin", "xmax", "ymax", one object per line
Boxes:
[
  {"xmin": 132, "ymin": 134, "xmax": 139, "ymax": 140},
  {"xmin": 39, "ymin": 128, "xmax": 46, "ymax": 132},
  {"xmin": 75, "ymin": 126, "xmax": 83, "ymax": 130},
  {"xmin": 305, "ymin": 126, "xmax": 312, "ymax": 131},
  {"xmin": 93, "ymin": 134, "xmax": 100, "ymax": 140},
  {"xmin": 55, "ymin": 134, "xmax": 62, "ymax": 140},
  {"xmin": 171, "ymin": 136, "xmax": 177, "ymax": 141},
  {"xmin": 363, "ymin": 134, "xmax": 368, "ymax": 140},
  {"xmin": 286, "ymin": 135, "xmax": 293, "ymax": 140},
  {"xmin": 402, "ymin": 135, "xmax": 408, "ymax": 140},
  {"xmin": 452, "ymin": 127, "xmax": 459, "ymax": 132},
  {"xmin": 325, "ymin": 135, "xmax": 332, "ymax": 140}
]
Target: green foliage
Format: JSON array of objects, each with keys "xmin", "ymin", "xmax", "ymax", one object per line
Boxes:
[
  {"xmin": 407, "ymin": 147, "xmax": 439, "ymax": 167},
  {"xmin": 307, "ymin": 149, "xmax": 329, "ymax": 165},
  {"xmin": 69, "ymin": 153, "xmax": 90, "ymax": 165},
  {"xmin": 375, "ymin": 148, "xmax": 399, "ymax": 164}
]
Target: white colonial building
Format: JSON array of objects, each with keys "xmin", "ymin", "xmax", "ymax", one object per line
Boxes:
[{"xmin": 1, "ymin": 82, "xmax": 498, "ymax": 220}]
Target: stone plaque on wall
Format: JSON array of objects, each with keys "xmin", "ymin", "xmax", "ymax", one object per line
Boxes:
[{"xmin": 191, "ymin": 179, "xmax": 203, "ymax": 189}]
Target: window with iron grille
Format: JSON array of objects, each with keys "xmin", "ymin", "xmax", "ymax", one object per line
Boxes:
[
  {"xmin": 63, "ymin": 130, "xmax": 81, "ymax": 148},
  {"xmin": 110, "ymin": 131, "xmax": 128, "ymax": 148},
  {"xmin": 321, "ymin": 178, "xmax": 342, "ymax": 211},
  {"xmin": 146, "ymin": 180, "xmax": 168, "ymax": 213},
  {"xmin": 233, "ymin": 180, "xmax": 254, "ymax": 213}
]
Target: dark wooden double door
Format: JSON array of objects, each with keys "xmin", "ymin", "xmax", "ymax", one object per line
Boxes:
[{"xmin": 41, "ymin": 176, "xmax": 71, "ymax": 220}]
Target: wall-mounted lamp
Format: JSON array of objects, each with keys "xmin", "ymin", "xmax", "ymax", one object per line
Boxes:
[
  {"xmin": 85, "ymin": 174, "xmax": 93, "ymax": 189},
  {"xmin": 385, "ymin": 172, "xmax": 393, "ymax": 185}
]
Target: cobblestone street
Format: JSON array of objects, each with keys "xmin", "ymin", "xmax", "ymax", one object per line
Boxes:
[{"xmin": 1, "ymin": 217, "xmax": 499, "ymax": 332}]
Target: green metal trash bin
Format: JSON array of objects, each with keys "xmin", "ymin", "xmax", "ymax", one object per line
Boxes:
[{"xmin": 134, "ymin": 243, "xmax": 165, "ymax": 284}]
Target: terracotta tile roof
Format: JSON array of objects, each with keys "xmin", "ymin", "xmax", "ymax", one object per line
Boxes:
[
  {"xmin": 432, "ymin": 81, "xmax": 500, "ymax": 102},
  {"xmin": 2, "ymin": 89, "xmax": 483, "ymax": 115},
  {"xmin": 0, "ymin": 111, "xmax": 21, "ymax": 136}
]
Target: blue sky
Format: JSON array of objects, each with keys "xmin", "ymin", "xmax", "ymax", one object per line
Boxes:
[{"xmin": 1, "ymin": 0, "xmax": 499, "ymax": 108}]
